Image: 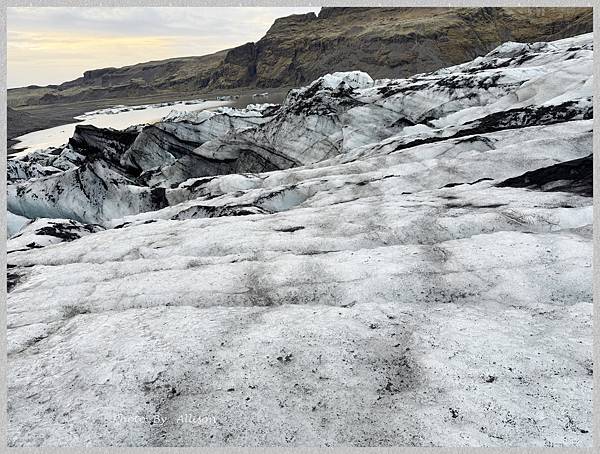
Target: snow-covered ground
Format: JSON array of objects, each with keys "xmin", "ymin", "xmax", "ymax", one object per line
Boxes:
[{"xmin": 6, "ymin": 33, "xmax": 593, "ymax": 447}]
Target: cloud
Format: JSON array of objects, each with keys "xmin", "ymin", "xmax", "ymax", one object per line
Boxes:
[{"xmin": 7, "ymin": 6, "xmax": 321, "ymax": 87}]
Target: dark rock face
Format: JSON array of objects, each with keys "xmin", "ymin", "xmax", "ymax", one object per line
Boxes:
[
  {"xmin": 497, "ymin": 155, "xmax": 593, "ymax": 197},
  {"xmin": 219, "ymin": 42, "xmax": 259, "ymax": 87},
  {"xmin": 82, "ymin": 67, "xmax": 117, "ymax": 83}
]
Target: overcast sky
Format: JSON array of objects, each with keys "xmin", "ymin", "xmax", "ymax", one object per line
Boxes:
[{"xmin": 7, "ymin": 7, "xmax": 321, "ymax": 88}]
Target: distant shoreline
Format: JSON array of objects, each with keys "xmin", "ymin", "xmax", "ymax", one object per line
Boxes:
[{"xmin": 7, "ymin": 87, "xmax": 292, "ymax": 155}]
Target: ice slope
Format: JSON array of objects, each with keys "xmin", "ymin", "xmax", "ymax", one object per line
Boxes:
[{"xmin": 7, "ymin": 33, "xmax": 593, "ymax": 225}]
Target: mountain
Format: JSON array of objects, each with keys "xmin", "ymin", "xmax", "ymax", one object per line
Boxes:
[
  {"xmin": 8, "ymin": 7, "xmax": 592, "ymax": 107},
  {"xmin": 220, "ymin": 6, "xmax": 593, "ymax": 87},
  {"xmin": 7, "ymin": 33, "xmax": 593, "ymax": 446}
]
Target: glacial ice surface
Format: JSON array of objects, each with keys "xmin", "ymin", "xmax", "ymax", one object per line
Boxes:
[{"xmin": 6, "ymin": 33, "xmax": 593, "ymax": 447}]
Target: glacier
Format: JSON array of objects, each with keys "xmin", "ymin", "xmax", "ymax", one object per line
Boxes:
[{"xmin": 6, "ymin": 33, "xmax": 593, "ymax": 447}]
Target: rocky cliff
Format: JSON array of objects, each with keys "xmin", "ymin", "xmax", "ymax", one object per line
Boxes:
[{"xmin": 223, "ymin": 6, "xmax": 594, "ymax": 87}]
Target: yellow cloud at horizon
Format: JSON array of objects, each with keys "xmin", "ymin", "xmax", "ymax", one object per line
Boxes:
[
  {"xmin": 8, "ymin": 31, "xmax": 228, "ymax": 86},
  {"xmin": 9, "ymin": 31, "xmax": 179, "ymax": 59}
]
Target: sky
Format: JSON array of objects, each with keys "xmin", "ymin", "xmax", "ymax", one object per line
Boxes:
[{"xmin": 7, "ymin": 7, "xmax": 321, "ymax": 88}]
